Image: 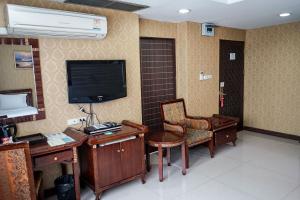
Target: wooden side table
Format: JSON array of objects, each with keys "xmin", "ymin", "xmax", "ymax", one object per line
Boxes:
[
  {"xmin": 146, "ymin": 131, "xmax": 187, "ymax": 182},
  {"xmin": 210, "ymin": 114, "xmax": 239, "ymax": 149}
]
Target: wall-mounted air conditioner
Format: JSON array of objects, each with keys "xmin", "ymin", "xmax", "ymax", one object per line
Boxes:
[{"xmin": 5, "ymin": 4, "xmax": 107, "ymax": 39}]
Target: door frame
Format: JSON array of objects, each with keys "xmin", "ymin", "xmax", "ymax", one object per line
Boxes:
[{"xmin": 219, "ymin": 39, "xmax": 245, "ymax": 128}]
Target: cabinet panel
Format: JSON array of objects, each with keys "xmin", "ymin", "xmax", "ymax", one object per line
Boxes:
[
  {"xmin": 120, "ymin": 138, "xmax": 143, "ymax": 179},
  {"xmin": 97, "ymin": 143, "xmax": 122, "ymax": 187}
]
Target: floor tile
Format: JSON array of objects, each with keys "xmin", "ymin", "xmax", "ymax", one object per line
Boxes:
[
  {"xmin": 143, "ymin": 164, "xmax": 211, "ymax": 199},
  {"xmin": 174, "ymin": 180, "xmax": 258, "ymax": 200},
  {"xmin": 215, "ymin": 163, "xmax": 299, "ymax": 200},
  {"xmin": 282, "ymin": 186, "xmax": 300, "ymax": 200}
]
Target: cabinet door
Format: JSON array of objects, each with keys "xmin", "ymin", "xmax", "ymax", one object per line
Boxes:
[
  {"xmin": 120, "ymin": 138, "xmax": 143, "ymax": 179},
  {"xmin": 97, "ymin": 143, "xmax": 122, "ymax": 187}
]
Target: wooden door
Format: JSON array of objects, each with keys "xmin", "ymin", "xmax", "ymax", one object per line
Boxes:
[
  {"xmin": 97, "ymin": 143, "xmax": 122, "ymax": 187},
  {"xmin": 140, "ymin": 38, "xmax": 176, "ymax": 131},
  {"xmin": 120, "ymin": 138, "xmax": 143, "ymax": 179},
  {"xmin": 219, "ymin": 40, "xmax": 244, "ymax": 129}
]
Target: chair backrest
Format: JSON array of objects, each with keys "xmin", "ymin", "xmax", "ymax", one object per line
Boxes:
[
  {"xmin": 0, "ymin": 142, "xmax": 36, "ymax": 200},
  {"xmin": 160, "ymin": 99, "xmax": 187, "ymax": 124}
]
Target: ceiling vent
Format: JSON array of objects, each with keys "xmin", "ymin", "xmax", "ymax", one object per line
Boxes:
[{"xmin": 62, "ymin": 0, "xmax": 149, "ymax": 12}]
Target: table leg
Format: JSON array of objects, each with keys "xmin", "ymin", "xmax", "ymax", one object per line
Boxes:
[
  {"xmin": 146, "ymin": 144, "xmax": 151, "ymax": 172},
  {"xmin": 158, "ymin": 145, "xmax": 163, "ymax": 182},
  {"xmin": 181, "ymin": 143, "xmax": 186, "ymax": 175},
  {"xmin": 167, "ymin": 147, "xmax": 171, "ymax": 166},
  {"xmin": 72, "ymin": 147, "xmax": 80, "ymax": 200}
]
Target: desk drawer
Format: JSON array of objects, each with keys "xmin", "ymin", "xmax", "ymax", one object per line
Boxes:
[{"xmin": 34, "ymin": 150, "xmax": 73, "ymax": 168}]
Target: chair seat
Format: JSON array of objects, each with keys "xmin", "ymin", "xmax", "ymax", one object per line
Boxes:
[{"xmin": 186, "ymin": 128, "xmax": 213, "ymax": 146}]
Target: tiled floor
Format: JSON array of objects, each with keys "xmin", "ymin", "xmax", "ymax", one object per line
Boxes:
[{"xmin": 50, "ymin": 131, "xmax": 300, "ymax": 200}]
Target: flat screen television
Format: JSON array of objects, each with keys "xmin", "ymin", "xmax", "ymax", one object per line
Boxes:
[{"xmin": 67, "ymin": 60, "xmax": 127, "ymax": 103}]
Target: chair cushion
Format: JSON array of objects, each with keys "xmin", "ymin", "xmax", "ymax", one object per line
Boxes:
[
  {"xmin": 162, "ymin": 101, "xmax": 186, "ymax": 123},
  {"xmin": 186, "ymin": 128, "xmax": 213, "ymax": 145}
]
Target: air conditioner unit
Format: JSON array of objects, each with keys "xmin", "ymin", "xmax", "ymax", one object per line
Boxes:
[{"xmin": 5, "ymin": 4, "xmax": 107, "ymax": 39}]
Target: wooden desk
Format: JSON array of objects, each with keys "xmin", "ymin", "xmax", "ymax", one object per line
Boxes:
[{"xmin": 30, "ymin": 128, "xmax": 87, "ymax": 200}]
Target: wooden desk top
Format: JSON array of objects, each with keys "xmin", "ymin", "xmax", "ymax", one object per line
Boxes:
[
  {"xmin": 147, "ymin": 131, "xmax": 185, "ymax": 148},
  {"xmin": 30, "ymin": 128, "xmax": 87, "ymax": 157},
  {"xmin": 211, "ymin": 114, "xmax": 239, "ymax": 131}
]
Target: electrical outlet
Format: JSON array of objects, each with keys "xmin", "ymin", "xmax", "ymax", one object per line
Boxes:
[
  {"xmin": 79, "ymin": 117, "xmax": 86, "ymax": 122},
  {"xmin": 67, "ymin": 117, "xmax": 87, "ymax": 126}
]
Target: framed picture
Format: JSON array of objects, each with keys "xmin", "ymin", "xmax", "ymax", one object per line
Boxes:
[{"xmin": 14, "ymin": 51, "xmax": 34, "ymax": 69}]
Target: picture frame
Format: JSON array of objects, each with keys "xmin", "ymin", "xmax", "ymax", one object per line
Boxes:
[{"xmin": 14, "ymin": 51, "xmax": 34, "ymax": 69}]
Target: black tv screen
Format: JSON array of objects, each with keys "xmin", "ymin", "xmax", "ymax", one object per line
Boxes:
[{"xmin": 67, "ymin": 60, "xmax": 127, "ymax": 103}]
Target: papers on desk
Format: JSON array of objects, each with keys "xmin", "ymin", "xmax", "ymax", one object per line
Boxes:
[{"xmin": 44, "ymin": 132, "xmax": 75, "ymax": 147}]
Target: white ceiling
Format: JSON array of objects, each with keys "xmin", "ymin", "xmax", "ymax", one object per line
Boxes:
[{"xmin": 120, "ymin": 0, "xmax": 300, "ymax": 29}]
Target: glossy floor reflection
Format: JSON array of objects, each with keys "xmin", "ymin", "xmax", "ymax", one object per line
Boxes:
[{"xmin": 49, "ymin": 131, "xmax": 300, "ymax": 200}]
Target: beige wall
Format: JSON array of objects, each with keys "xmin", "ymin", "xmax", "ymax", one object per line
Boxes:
[
  {"xmin": 244, "ymin": 22, "xmax": 300, "ymax": 135},
  {"xmin": 0, "ymin": 0, "xmax": 142, "ymax": 136},
  {"xmin": 0, "ymin": 45, "xmax": 37, "ymax": 107},
  {"xmin": 140, "ymin": 19, "xmax": 245, "ymax": 117}
]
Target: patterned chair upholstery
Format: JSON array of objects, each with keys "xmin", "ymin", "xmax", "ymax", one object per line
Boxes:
[
  {"xmin": 0, "ymin": 142, "xmax": 39, "ymax": 200},
  {"xmin": 160, "ymin": 99, "xmax": 214, "ymax": 167}
]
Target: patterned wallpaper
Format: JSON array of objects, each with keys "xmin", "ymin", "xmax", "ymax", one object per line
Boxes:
[
  {"xmin": 139, "ymin": 18, "xmax": 177, "ymax": 38},
  {"xmin": 0, "ymin": 0, "xmax": 142, "ymax": 136},
  {"xmin": 244, "ymin": 22, "xmax": 300, "ymax": 135}
]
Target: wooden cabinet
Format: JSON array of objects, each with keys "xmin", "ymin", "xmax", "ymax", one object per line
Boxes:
[
  {"xmin": 80, "ymin": 121, "xmax": 148, "ymax": 200},
  {"xmin": 97, "ymin": 143, "xmax": 122, "ymax": 187},
  {"xmin": 214, "ymin": 127, "xmax": 237, "ymax": 146},
  {"xmin": 211, "ymin": 114, "xmax": 239, "ymax": 149}
]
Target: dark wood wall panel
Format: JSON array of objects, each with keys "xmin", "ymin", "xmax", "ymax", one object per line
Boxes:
[{"xmin": 140, "ymin": 38, "xmax": 176, "ymax": 131}]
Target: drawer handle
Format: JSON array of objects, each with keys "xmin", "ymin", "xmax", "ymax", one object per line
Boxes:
[
  {"xmin": 54, "ymin": 157, "xmax": 58, "ymax": 161},
  {"xmin": 121, "ymin": 149, "xmax": 125, "ymax": 152},
  {"xmin": 117, "ymin": 150, "xmax": 121, "ymax": 153},
  {"xmin": 226, "ymin": 135, "xmax": 229, "ymax": 138}
]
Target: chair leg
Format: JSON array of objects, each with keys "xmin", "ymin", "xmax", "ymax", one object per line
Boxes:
[
  {"xmin": 185, "ymin": 143, "xmax": 189, "ymax": 169},
  {"xmin": 208, "ymin": 140, "xmax": 215, "ymax": 158},
  {"xmin": 167, "ymin": 148, "xmax": 171, "ymax": 166},
  {"xmin": 158, "ymin": 145, "xmax": 164, "ymax": 182},
  {"xmin": 181, "ymin": 143, "xmax": 186, "ymax": 175}
]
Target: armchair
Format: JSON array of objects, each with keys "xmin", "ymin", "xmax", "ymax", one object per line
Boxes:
[{"xmin": 160, "ymin": 98, "xmax": 214, "ymax": 168}]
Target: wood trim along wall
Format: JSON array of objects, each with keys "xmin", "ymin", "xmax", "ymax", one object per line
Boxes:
[{"xmin": 243, "ymin": 126, "xmax": 300, "ymax": 142}]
